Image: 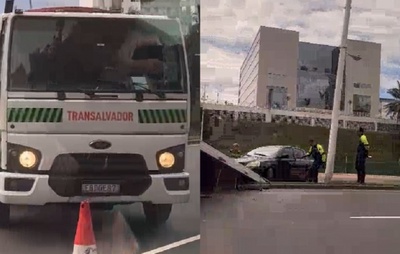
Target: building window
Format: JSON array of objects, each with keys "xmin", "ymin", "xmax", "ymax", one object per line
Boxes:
[
  {"xmin": 353, "ymin": 94, "xmax": 371, "ymax": 116},
  {"xmin": 267, "ymin": 86, "xmax": 287, "ymax": 109},
  {"xmin": 353, "ymin": 82, "xmax": 371, "ymax": 89}
]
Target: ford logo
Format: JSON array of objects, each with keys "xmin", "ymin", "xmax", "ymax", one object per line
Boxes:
[{"xmin": 89, "ymin": 140, "xmax": 112, "ymax": 150}]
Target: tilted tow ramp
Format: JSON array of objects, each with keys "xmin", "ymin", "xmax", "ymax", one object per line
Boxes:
[{"xmin": 200, "ymin": 142, "xmax": 270, "ymax": 191}]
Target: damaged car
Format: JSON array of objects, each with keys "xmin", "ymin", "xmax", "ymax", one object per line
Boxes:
[{"xmin": 236, "ymin": 145, "xmax": 314, "ymax": 181}]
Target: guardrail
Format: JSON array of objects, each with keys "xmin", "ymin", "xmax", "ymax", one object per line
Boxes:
[{"xmin": 201, "ymin": 103, "xmax": 400, "ymax": 133}]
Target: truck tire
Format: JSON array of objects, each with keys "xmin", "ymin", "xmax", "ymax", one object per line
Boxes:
[
  {"xmin": 143, "ymin": 203, "xmax": 172, "ymax": 227},
  {"xmin": 0, "ymin": 203, "xmax": 10, "ymax": 228}
]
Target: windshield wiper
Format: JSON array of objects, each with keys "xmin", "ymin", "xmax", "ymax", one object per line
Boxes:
[
  {"xmin": 96, "ymin": 79, "xmax": 166, "ymax": 101},
  {"xmin": 56, "ymin": 91, "xmax": 66, "ymax": 100},
  {"xmin": 131, "ymin": 82, "xmax": 166, "ymax": 100},
  {"xmin": 77, "ymin": 88, "xmax": 118, "ymax": 100},
  {"xmin": 45, "ymin": 83, "xmax": 66, "ymax": 100},
  {"xmin": 46, "ymin": 82, "xmax": 116, "ymax": 100}
]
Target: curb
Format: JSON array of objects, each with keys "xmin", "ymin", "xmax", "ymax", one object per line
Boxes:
[{"xmin": 269, "ymin": 182, "xmax": 400, "ymax": 190}]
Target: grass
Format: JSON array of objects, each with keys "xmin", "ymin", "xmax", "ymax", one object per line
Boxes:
[{"xmin": 205, "ymin": 121, "xmax": 400, "ymax": 176}]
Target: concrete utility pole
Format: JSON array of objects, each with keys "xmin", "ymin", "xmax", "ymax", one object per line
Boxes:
[{"xmin": 324, "ymin": 0, "xmax": 352, "ymax": 183}]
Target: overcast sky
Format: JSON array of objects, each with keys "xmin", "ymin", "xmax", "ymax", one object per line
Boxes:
[
  {"xmin": 201, "ymin": 0, "xmax": 400, "ymax": 103},
  {"xmin": 2, "ymin": 0, "xmax": 399, "ymax": 104}
]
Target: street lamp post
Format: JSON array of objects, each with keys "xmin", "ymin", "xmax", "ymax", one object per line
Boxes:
[{"xmin": 324, "ymin": 0, "xmax": 353, "ymax": 183}]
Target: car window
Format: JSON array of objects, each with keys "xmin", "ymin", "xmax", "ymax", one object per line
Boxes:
[
  {"xmin": 293, "ymin": 148, "xmax": 306, "ymax": 159},
  {"xmin": 279, "ymin": 147, "xmax": 294, "ymax": 159}
]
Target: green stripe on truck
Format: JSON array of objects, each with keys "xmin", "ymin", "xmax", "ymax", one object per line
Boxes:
[
  {"xmin": 7, "ymin": 108, "xmax": 63, "ymax": 123},
  {"xmin": 138, "ymin": 109, "xmax": 187, "ymax": 124}
]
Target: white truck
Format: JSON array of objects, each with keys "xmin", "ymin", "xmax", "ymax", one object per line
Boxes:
[{"xmin": 0, "ymin": 4, "xmax": 191, "ymax": 227}]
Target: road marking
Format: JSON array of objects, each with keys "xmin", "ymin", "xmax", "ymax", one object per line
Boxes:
[
  {"xmin": 264, "ymin": 190, "xmax": 345, "ymax": 195},
  {"xmin": 350, "ymin": 216, "xmax": 400, "ymax": 219},
  {"xmin": 268, "ymin": 189, "xmax": 400, "ymax": 194},
  {"xmin": 142, "ymin": 235, "xmax": 200, "ymax": 254}
]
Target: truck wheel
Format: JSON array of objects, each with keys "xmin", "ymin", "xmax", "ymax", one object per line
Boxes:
[
  {"xmin": 143, "ymin": 203, "xmax": 172, "ymax": 227},
  {"xmin": 0, "ymin": 203, "xmax": 10, "ymax": 228}
]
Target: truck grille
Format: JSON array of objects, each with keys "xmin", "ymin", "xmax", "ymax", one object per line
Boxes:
[{"xmin": 49, "ymin": 153, "xmax": 149, "ymax": 176}]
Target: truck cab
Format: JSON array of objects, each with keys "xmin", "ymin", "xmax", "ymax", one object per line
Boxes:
[{"xmin": 0, "ymin": 6, "xmax": 191, "ymax": 227}]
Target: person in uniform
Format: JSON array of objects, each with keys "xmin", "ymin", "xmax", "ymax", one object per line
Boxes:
[
  {"xmin": 304, "ymin": 138, "xmax": 326, "ymax": 183},
  {"xmin": 356, "ymin": 127, "xmax": 370, "ymax": 184},
  {"xmin": 229, "ymin": 143, "xmax": 242, "ymax": 158}
]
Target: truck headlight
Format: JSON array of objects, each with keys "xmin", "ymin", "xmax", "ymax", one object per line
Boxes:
[
  {"xmin": 158, "ymin": 152, "xmax": 175, "ymax": 168},
  {"xmin": 19, "ymin": 151, "xmax": 38, "ymax": 168},
  {"xmin": 246, "ymin": 160, "xmax": 260, "ymax": 169}
]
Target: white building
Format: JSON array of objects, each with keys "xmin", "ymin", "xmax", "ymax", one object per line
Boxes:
[
  {"xmin": 239, "ymin": 27, "xmax": 298, "ymax": 109},
  {"xmin": 239, "ymin": 26, "xmax": 382, "ymax": 117}
]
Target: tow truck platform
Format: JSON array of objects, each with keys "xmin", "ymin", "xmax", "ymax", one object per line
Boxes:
[{"xmin": 200, "ymin": 141, "xmax": 269, "ymax": 194}]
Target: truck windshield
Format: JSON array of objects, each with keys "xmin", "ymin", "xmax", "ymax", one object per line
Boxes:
[{"xmin": 8, "ymin": 16, "xmax": 186, "ymax": 94}]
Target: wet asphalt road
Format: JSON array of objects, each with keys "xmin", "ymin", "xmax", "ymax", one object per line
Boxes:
[
  {"xmin": 0, "ymin": 201, "xmax": 199, "ymax": 254},
  {"xmin": 121, "ymin": 144, "xmax": 200, "ymax": 253},
  {"xmin": 201, "ymin": 189, "xmax": 400, "ymax": 254},
  {"xmin": 121, "ymin": 198, "xmax": 200, "ymax": 253},
  {"xmin": 0, "ymin": 205, "xmax": 91, "ymax": 254},
  {"xmin": 0, "ymin": 145, "xmax": 200, "ymax": 254}
]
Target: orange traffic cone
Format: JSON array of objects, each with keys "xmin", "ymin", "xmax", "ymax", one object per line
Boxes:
[{"xmin": 73, "ymin": 201, "xmax": 97, "ymax": 254}]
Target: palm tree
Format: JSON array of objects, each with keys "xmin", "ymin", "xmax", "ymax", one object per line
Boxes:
[{"xmin": 385, "ymin": 80, "xmax": 400, "ymax": 120}]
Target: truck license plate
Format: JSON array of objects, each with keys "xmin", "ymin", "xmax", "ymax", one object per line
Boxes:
[{"xmin": 81, "ymin": 184, "xmax": 120, "ymax": 194}]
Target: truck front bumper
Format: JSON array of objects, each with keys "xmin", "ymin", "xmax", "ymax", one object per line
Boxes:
[{"xmin": 0, "ymin": 172, "xmax": 190, "ymax": 205}]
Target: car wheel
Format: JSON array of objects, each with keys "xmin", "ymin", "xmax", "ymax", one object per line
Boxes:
[
  {"xmin": 0, "ymin": 203, "xmax": 10, "ymax": 228},
  {"xmin": 236, "ymin": 183, "xmax": 245, "ymax": 191},
  {"xmin": 143, "ymin": 203, "xmax": 172, "ymax": 227}
]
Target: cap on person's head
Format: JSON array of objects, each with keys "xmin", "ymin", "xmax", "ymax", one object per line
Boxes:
[
  {"xmin": 358, "ymin": 127, "xmax": 364, "ymax": 133},
  {"xmin": 233, "ymin": 143, "xmax": 239, "ymax": 147},
  {"xmin": 309, "ymin": 137, "xmax": 314, "ymax": 142}
]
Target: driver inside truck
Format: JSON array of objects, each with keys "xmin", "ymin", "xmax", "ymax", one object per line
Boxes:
[{"xmin": 33, "ymin": 18, "xmax": 164, "ymax": 90}]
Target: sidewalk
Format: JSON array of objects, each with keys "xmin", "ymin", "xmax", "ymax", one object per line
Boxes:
[
  {"xmin": 269, "ymin": 173, "xmax": 400, "ymax": 190},
  {"xmin": 321, "ymin": 173, "xmax": 400, "ymax": 184}
]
